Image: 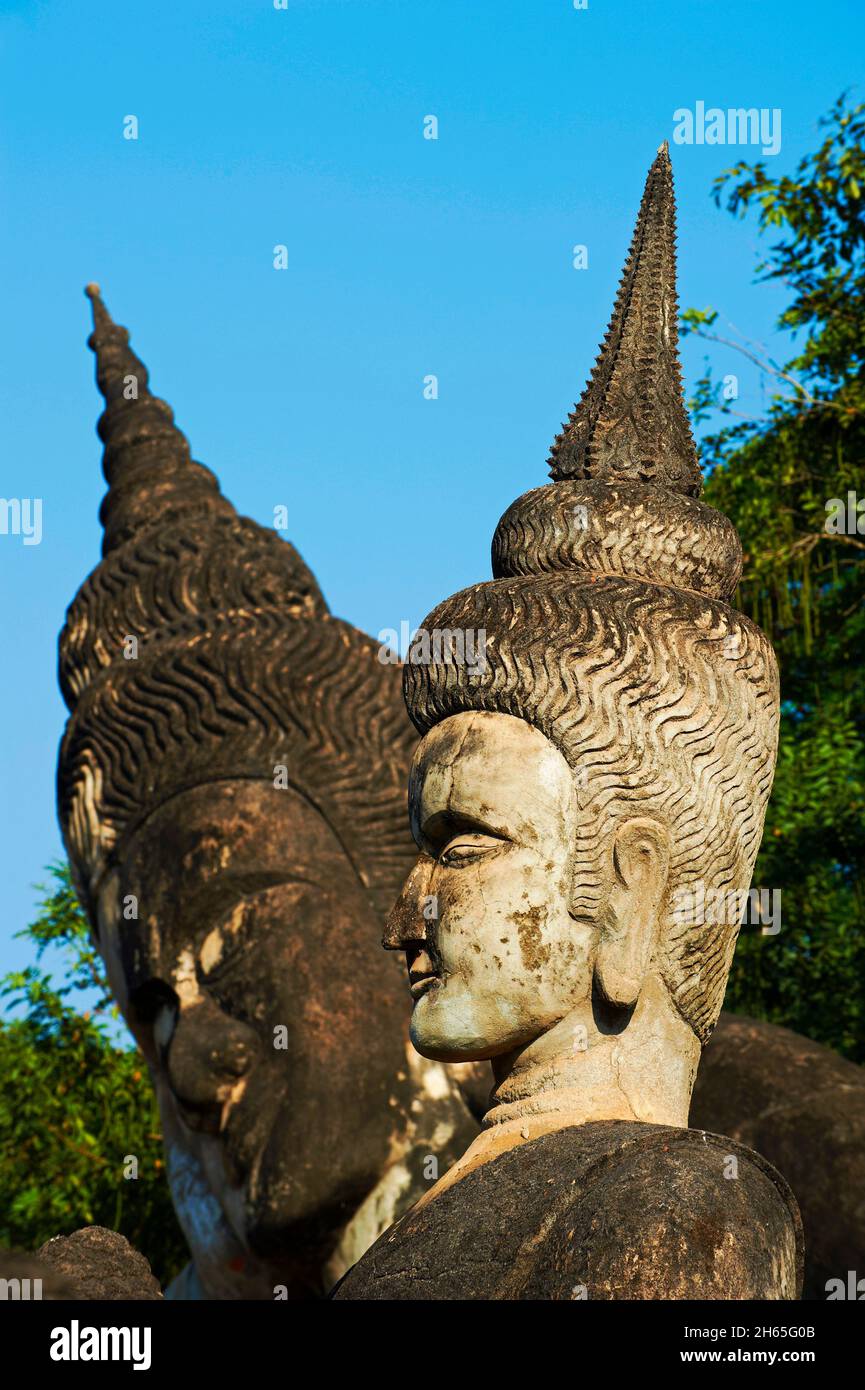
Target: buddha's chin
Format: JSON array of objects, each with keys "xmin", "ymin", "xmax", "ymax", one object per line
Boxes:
[
  {"xmin": 242, "ymin": 1186, "xmax": 338, "ymax": 1283},
  {"xmin": 239, "ymin": 1124, "xmax": 373, "ymax": 1275},
  {"xmin": 409, "ymin": 983, "xmax": 508, "ymax": 1064}
]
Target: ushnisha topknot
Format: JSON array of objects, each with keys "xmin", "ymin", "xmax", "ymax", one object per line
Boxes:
[
  {"xmin": 59, "ymin": 289, "xmax": 417, "ymax": 922},
  {"xmin": 403, "ymin": 146, "xmax": 779, "ymax": 1044},
  {"xmin": 491, "ymin": 143, "xmax": 742, "ymax": 601}
]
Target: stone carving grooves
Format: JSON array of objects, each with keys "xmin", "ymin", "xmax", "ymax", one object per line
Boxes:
[{"xmin": 58, "ymin": 288, "xmax": 417, "ymax": 924}]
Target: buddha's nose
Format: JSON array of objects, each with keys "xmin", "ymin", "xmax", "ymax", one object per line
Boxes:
[
  {"xmin": 165, "ymin": 996, "xmax": 258, "ymax": 1130},
  {"xmin": 383, "ymin": 856, "xmax": 434, "ymax": 949}
]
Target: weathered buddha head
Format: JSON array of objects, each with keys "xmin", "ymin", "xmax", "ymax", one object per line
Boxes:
[
  {"xmin": 57, "ymin": 289, "xmax": 473, "ymax": 1295},
  {"xmin": 386, "ymin": 146, "xmax": 779, "ymax": 1127}
]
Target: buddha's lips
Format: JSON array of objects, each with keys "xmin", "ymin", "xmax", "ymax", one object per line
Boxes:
[
  {"xmin": 409, "ymin": 973, "xmax": 440, "ymax": 1001},
  {"xmin": 407, "ymin": 940, "xmax": 443, "ymax": 1000}
]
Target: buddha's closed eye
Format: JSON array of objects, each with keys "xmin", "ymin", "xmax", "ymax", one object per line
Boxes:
[{"xmin": 439, "ymin": 833, "xmax": 508, "ymax": 868}]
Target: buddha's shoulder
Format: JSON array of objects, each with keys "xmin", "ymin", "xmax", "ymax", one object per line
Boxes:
[
  {"xmin": 513, "ymin": 1122, "xmax": 804, "ymax": 1300},
  {"xmin": 333, "ymin": 1121, "xmax": 803, "ymax": 1300}
]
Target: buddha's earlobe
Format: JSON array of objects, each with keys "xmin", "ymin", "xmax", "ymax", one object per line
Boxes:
[{"xmin": 593, "ymin": 818, "xmax": 671, "ymax": 1008}]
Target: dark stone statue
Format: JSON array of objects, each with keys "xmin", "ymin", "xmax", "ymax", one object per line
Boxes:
[
  {"xmin": 332, "ymin": 1122, "xmax": 800, "ymax": 1299},
  {"xmin": 692, "ymin": 1012, "xmax": 865, "ymax": 1300},
  {"xmin": 56, "ymin": 288, "xmax": 477, "ymax": 1298}
]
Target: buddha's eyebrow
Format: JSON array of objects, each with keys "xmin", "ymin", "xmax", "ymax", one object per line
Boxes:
[{"xmin": 153, "ymin": 869, "xmax": 320, "ymax": 935}]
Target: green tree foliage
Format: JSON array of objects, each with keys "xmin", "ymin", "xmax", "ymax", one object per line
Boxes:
[
  {"xmin": 0, "ymin": 863, "xmax": 188, "ymax": 1286},
  {"xmin": 683, "ymin": 94, "xmax": 865, "ymax": 1060}
]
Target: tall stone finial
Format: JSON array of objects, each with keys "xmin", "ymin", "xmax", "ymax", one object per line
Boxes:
[
  {"xmin": 59, "ymin": 289, "xmax": 348, "ymax": 901},
  {"xmin": 548, "ymin": 142, "xmax": 702, "ymax": 497},
  {"xmin": 84, "ymin": 284, "xmax": 232, "ymax": 554}
]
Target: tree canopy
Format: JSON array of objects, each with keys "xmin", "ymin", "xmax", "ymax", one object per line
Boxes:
[
  {"xmin": 0, "ymin": 863, "xmax": 187, "ymax": 1286},
  {"xmin": 683, "ymin": 93, "xmax": 865, "ymax": 1060}
]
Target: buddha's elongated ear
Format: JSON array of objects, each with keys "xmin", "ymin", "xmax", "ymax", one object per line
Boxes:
[{"xmin": 594, "ymin": 818, "xmax": 671, "ymax": 1009}]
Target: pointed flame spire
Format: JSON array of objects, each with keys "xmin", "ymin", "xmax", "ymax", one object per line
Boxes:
[
  {"xmin": 548, "ymin": 142, "xmax": 702, "ymax": 497},
  {"xmin": 84, "ymin": 284, "xmax": 232, "ymax": 554}
]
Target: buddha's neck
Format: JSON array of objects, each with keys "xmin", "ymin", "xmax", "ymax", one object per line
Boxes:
[
  {"xmin": 413, "ymin": 981, "xmax": 702, "ymax": 1210},
  {"xmin": 485, "ymin": 980, "xmax": 699, "ymax": 1136}
]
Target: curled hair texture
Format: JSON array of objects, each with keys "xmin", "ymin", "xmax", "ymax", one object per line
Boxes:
[
  {"xmin": 492, "ymin": 480, "xmax": 743, "ymax": 601},
  {"xmin": 404, "ymin": 573, "xmax": 779, "ymax": 1043},
  {"xmin": 60, "ymin": 611, "xmax": 417, "ymax": 925},
  {"xmin": 59, "ymin": 513, "xmax": 328, "ymax": 707}
]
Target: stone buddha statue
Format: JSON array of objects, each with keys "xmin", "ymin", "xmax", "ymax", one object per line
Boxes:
[
  {"xmin": 57, "ymin": 288, "xmax": 477, "ymax": 1298},
  {"xmin": 334, "ymin": 145, "xmax": 803, "ymax": 1301}
]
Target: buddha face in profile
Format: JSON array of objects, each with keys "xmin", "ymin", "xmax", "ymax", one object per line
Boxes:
[
  {"xmin": 387, "ymin": 712, "xmax": 588, "ymax": 1059},
  {"xmin": 386, "ymin": 707, "xmax": 677, "ymax": 1066}
]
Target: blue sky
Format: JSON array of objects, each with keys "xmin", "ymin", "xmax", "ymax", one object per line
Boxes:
[{"xmin": 0, "ymin": 0, "xmax": 861, "ymax": 989}]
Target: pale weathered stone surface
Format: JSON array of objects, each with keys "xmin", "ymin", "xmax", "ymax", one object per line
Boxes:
[
  {"xmin": 387, "ymin": 710, "xmax": 701, "ymax": 1139},
  {"xmin": 337, "ymin": 144, "xmax": 799, "ymax": 1300},
  {"xmin": 56, "ymin": 289, "xmax": 477, "ymax": 1299}
]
